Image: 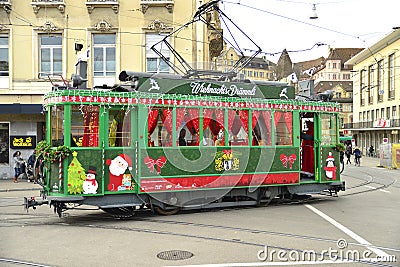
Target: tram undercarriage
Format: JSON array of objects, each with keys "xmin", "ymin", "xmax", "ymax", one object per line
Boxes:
[{"xmin": 25, "ymin": 182, "xmax": 344, "ymax": 218}]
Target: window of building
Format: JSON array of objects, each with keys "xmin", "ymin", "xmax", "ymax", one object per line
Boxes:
[
  {"xmin": 146, "ymin": 34, "xmax": 170, "ymax": 73},
  {"xmin": 388, "ymin": 53, "xmax": 395, "ymax": 99},
  {"xmin": 377, "ymin": 59, "xmax": 383, "ymax": 102},
  {"xmin": 0, "ymin": 35, "xmax": 9, "ymax": 76},
  {"xmin": 333, "ymin": 74, "xmax": 337, "ymax": 80},
  {"xmin": 343, "ymin": 74, "xmax": 350, "ymax": 80},
  {"xmin": 0, "ymin": 122, "xmax": 9, "ymax": 164},
  {"xmin": 274, "ymin": 111, "xmax": 292, "ymax": 146},
  {"xmin": 332, "ymin": 63, "xmax": 336, "ymax": 69},
  {"xmin": 371, "ymin": 110, "xmax": 375, "ymax": 121},
  {"xmin": 93, "ymin": 34, "xmax": 116, "ymax": 77},
  {"xmin": 71, "ymin": 105, "xmax": 100, "ymax": 147},
  {"xmin": 381, "ymin": 108, "xmax": 384, "ymax": 119},
  {"xmin": 392, "ymin": 106, "xmax": 397, "ymax": 119},
  {"xmin": 247, "ymin": 70, "xmax": 253, "ymax": 77},
  {"xmin": 386, "ymin": 107, "xmax": 390, "ymax": 120},
  {"xmin": 39, "ymin": 35, "xmax": 62, "ymax": 78},
  {"xmin": 360, "ymin": 70, "xmax": 366, "ymax": 106},
  {"xmin": 254, "ymin": 71, "xmax": 259, "ymax": 78},
  {"xmin": 260, "ymin": 72, "xmax": 264, "ymax": 78},
  {"xmin": 108, "ymin": 108, "xmax": 131, "ymax": 147}
]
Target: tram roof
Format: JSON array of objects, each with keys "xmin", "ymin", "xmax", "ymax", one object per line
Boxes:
[{"xmin": 44, "ymin": 87, "xmax": 340, "ymax": 113}]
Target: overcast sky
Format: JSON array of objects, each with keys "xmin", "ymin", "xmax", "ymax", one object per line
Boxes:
[{"xmin": 218, "ymin": 0, "xmax": 399, "ymax": 63}]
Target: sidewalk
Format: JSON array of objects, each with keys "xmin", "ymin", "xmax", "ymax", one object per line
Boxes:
[{"xmin": 0, "ymin": 177, "xmax": 43, "ymax": 192}]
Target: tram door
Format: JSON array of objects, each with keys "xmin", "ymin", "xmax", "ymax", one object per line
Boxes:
[{"xmin": 300, "ymin": 112, "xmax": 316, "ymax": 180}]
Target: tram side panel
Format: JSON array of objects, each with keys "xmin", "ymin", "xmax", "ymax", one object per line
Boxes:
[{"xmin": 139, "ymin": 146, "xmax": 300, "ymax": 193}]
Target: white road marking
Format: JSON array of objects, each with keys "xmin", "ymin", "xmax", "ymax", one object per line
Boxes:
[
  {"xmin": 363, "ymin": 185, "xmax": 390, "ymax": 193},
  {"xmin": 364, "ymin": 185, "xmax": 376, "ymax": 190},
  {"xmin": 304, "ymin": 204, "xmax": 390, "ymax": 258},
  {"xmin": 379, "ymin": 189, "xmax": 391, "ymax": 193}
]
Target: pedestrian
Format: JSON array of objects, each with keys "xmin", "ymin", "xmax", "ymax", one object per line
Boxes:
[
  {"xmin": 13, "ymin": 151, "xmax": 24, "ymax": 183},
  {"xmin": 353, "ymin": 146, "xmax": 361, "ymax": 166},
  {"xmin": 27, "ymin": 151, "xmax": 36, "ymax": 182},
  {"xmin": 368, "ymin": 145, "xmax": 374, "ymax": 157},
  {"xmin": 345, "ymin": 145, "xmax": 352, "ymax": 164}
]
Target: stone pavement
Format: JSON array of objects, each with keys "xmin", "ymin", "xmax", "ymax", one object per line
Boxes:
[{"xmin": 0, "ymin": 156, "xmax": 394, "ymax": 193}]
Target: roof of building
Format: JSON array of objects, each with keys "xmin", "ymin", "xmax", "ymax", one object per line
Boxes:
[
  {"xmin": 315, "ymin": 80, "xmax": 353, "ymax": 93},
  {"xmin": 327, "ymin": 47, "xmax": 364, "ymax": 61}
]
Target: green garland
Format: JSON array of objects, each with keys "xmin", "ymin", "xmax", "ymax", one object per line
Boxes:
[
  {"xmin": 35, "ymin": 140, "xmax": 73, "ymax": 163},
  {"xmin": 335, "ymin": 143, "xmax": 346, "ymax": 152}
]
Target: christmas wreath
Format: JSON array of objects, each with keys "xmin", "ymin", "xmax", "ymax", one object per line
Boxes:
[{"xmin": 35, "ymin": 140, "xmax": 74, "ymax": 163}]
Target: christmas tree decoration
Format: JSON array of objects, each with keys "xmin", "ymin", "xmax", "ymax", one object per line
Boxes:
[{"xmin": 67, "ymin": 151, "xmax": 86, "ymax": 194}]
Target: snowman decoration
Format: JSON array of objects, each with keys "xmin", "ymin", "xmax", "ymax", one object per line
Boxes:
[
  {"xmin": 83, "ymin": 166, "xmax": 98, "ymax": 194},
  {"xmin": 323, "ymin": 152, "xmax": 337, "ymax": 180}
]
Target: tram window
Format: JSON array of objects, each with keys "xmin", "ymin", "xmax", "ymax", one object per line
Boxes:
[
  {"xmin": 203, "ymin": 109, "xmax": 225, "ymax": 146},
  {"xmin": 176, "ymin": 108, "xmax": 200, "ymax": 146},
  {"xmin": 148, "ymin": 107, "xmax": 172, "ymax": 147},
  {"xmin": 252, "ymin": 110, "xmax": 271, "ymax": 146},
  {"xmin": 320, "ymin": 114, "xmax": 337, "ymax": 145},
  {"xmin": 274, "ymin": 111, "xmax": 293, "ymax": 146},
  {"xmin": 71, "ymin": 105, "xmax": 99, "ymax": 147},
  {"xmin": 228, "ymin": 110, "xmax": 248, "ymax": 146},
  {"xmin": 108, "ymin": 108, "xmax": 131, "ymax": 147},
  {"xmin": 51, "ymin": 106, "xmax": 64, "ymax": 146}
]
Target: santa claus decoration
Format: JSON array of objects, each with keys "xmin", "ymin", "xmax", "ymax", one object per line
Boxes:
[
  {"xmin": 83, "ymin": 166, "xmax": 98, "ymax": 194},
  {"xmin": 107, "ymin": 154, "xmax": 132, "ymax": 191}
]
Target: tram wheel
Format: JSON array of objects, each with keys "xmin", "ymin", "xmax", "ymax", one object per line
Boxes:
[
  {"xmin": 154, "ymin": 206, "xmax": 180, "ymax": 216},
  {"xmin": 101, "ymin": 207, "xmax": 135, "ymax": 219},
  {"xmin": 257, "ymin": 198, "xmax": 272, "ymax": 207}
]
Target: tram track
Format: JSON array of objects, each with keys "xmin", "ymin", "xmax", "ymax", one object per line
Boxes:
[
  {"xmin": 340, "ymin": 169, "xmax": 396, "ymax": 196},
  {"xmin": 1, "ymin": 205, "xmax": 399, "ymax": 267}
]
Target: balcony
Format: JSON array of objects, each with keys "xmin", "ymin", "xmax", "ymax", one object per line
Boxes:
[
  {"xmin": 86, "ymin": 0, "xmax": 119, "ymax": 14},
  {"xmin": 140, "ymin": 0, "xmax": 174, "ymax": 14},
  {"xmin": 31, "ymin": 0, "xmax": 65, "ymax": 14},
  {"xmin": 342, "ymin": 119, "xmax": 400, "ymax": 130},
  {"xmin": 0, "ymin": 0, "xmax": 12, "ymax": 13}
]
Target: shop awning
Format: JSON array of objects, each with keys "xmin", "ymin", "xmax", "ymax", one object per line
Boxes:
[{"xmin": 0, "ymin": 104, "xmax": 43, "ymax": 114}]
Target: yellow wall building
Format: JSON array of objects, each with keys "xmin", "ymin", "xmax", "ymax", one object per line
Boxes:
[
  {"xmin": 346, "ymin": 29, "xmax": 400, "ymax": 155},
  {"xmin": 0, "ymin": 0, "xmax": 218, "ymax": 177}
]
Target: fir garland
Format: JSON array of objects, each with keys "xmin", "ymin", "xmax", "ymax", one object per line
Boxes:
[{"xmin": 35, "ymin": 140, "xmax": 73, "ymax": 163}]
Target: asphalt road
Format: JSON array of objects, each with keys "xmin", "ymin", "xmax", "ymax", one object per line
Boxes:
[{"xmin": 0, "ymin": 157, "xmax": 399, "ymax": 267}]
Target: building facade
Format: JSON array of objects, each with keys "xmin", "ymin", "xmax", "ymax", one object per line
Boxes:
[
  {"xmin": 346, "ymin": 29, "xmax": 400, "ymax": 155},
  {"xmin": 215, "ymin": 47, "xmax": 276, "ymax": 81},
  {"xmin": 0, "ymin": 0, "xmax": 217, "ymax": 178},
  {"xmin": 312, "ymin": 48, "xmax": 363, "ymax": 132}
]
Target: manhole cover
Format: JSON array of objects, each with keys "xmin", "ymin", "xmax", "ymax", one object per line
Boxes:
[{"xmin": 157, "ymin": 250, "xmax": 194, "ymax": 261}]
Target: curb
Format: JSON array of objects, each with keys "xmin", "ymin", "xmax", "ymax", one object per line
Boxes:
[{"xmin": 0, "ymin": 188, "xmax": 42, "ymax": 193}]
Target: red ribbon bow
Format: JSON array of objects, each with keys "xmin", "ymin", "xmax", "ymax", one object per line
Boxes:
[
  {"xmin": 144, "ymin": 156, "xmax": 167, "ymax": 173},
  {"xmin": 280, "ymin": 154, "xmax": 297, "ymax": 169}
]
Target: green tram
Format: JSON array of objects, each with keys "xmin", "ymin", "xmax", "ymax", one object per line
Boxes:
[{"xmin": 25, "ymin": 72, "xmax": 345, "ymax": 217}]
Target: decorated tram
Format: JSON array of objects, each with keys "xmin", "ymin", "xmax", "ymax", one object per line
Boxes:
[
  {"xmin": 24, "ymin": 1, "xmax": 344, "ymax": 217},
  {"xmin": 24, "ymin": 71, "xmax": 345, "ymax": 217}
]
